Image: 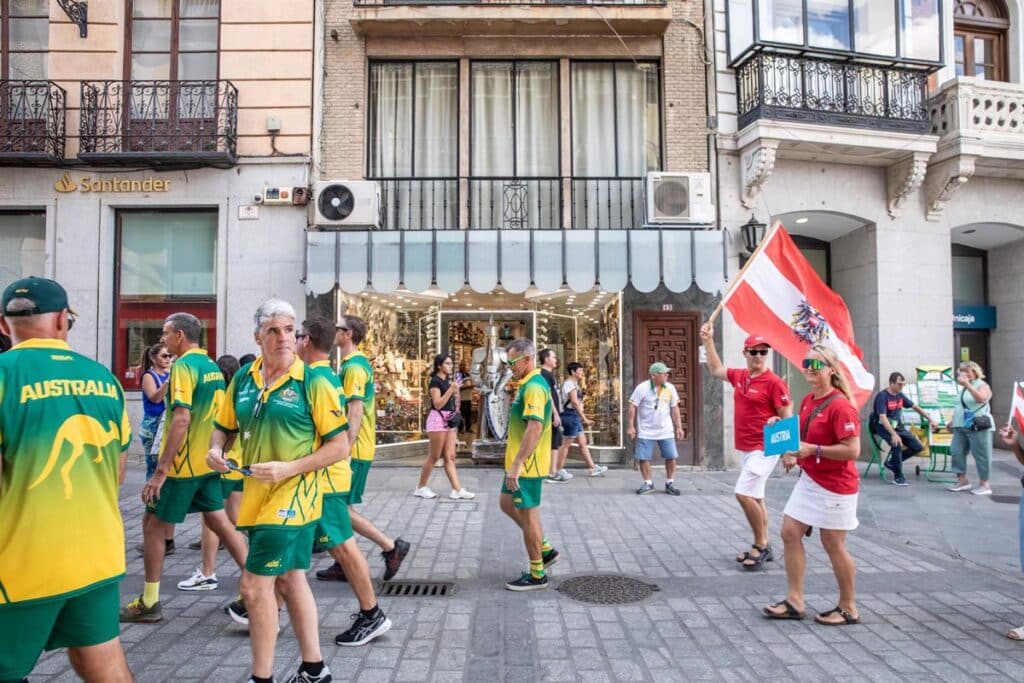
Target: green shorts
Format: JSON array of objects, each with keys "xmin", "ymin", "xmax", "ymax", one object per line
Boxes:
[
  {"xmin": 501, "ymin": 477, "xmax": 544, "ymax": 509},
  {"xmin": 146, "ymin": 473, "xmax": 223, "ymax": 523},
  {"xmin": 0, "ymin": 579, "xmax": 121, "ymax": 680},
  {"xmin": 220, "ymin": 476, "xmax": 244, "ymax": 499},
  {"xmin": 315, "ymin": 494, "xmax": 354, "ymax": 549},
  {"xmin": 346, "ymin": 458, "xmax": 372, "ymax": 505},
  {"xmin": 245, "ymin": 525, "xmax": 316, "ymax": 576}
]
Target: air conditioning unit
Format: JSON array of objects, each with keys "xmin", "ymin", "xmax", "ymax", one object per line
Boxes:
[
  {"xmin": 646, "ymin": 172, "xmax": 714, "ymax": 225},
  {"xmin": 309, "ymin": 180, "xmax": 381, "ymax": 230}
]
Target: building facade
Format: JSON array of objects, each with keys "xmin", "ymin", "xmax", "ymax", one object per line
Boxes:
[
  {"xmin": 0, "ymin": 0, "xmax": 316, "ymax": 438},
  {"xmin": 714, "ymin": 0, "xmax": 1024, "ymax": 463},
  {"xmin": 307, "ymin": 0, "xmax": 729, "ymax": 463}
]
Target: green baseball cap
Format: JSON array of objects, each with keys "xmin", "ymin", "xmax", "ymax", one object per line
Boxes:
[
  {"xmin": 649, "ymin": 362, "xmax": 670, "ymax": 374},
  {"xmin": 2, "ymin": 277, "xmax": 77, "ymax": 317}
]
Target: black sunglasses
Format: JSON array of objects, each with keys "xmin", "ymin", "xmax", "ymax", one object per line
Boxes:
[
  {"xmin": 225, "ymin": 458, "xmax": 252, "ymax": 476},
  {"xmin": 746, "ymin": 348, "xmax": 768, "ymax": 356},
  {"xmin": 295, "ymin": 333, "xmax": 308, "ymax": 339},
  {"xmin": 335, "ymin": 326, "xmax": 350, "ymax": 332}
]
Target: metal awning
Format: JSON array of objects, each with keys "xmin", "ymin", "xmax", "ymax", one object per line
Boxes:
[{"xmin": 304, "ymin": 229, "xmax": 728, "ymax": 297}]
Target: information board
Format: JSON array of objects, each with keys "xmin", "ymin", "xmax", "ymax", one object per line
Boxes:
[{"xmin": 903, "ymin": 365, "xmax": 957, "ymax": 450}]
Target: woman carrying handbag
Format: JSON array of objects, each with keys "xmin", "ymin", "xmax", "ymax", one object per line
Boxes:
[
  {"xmin": 948, "ymin": 361, "xmax": 994, "ymax": 496},
  {"xmin": 415, "ymin": 353, "xmax": 475, "ymax": 500}
]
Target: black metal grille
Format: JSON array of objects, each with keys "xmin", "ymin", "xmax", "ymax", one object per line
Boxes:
[
  {"xmin": 0, "ymin": 81, "xmax": 66, "ymax": 164},
  {"xmin": 571, "ymin": 177, "xmax": 644, "ymax": 229},
  {"xmin": 378, "ymin": 581, "xmax": 455, "ymax": 597},
  {"xmin": 79, "ymin": 80, "xmax": 238, "ymax": 168},
  {"xmin": 735, "ymin": 52, "xmax": 931, "ymax": 133},
  {"xmin": 557, "ymin": 574, "xmax": 659, "ymax": 605}
]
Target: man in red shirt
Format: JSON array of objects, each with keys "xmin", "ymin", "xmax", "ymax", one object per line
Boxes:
[{"xmin": 701, "ymin": 323, "xmax": 792, "ymax": 570}]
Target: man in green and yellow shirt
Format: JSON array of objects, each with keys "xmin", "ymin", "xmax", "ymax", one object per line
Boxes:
[
  {"xmin": 316, "ymin": 314, "xmax": 410, "ymax": 584},
  {"xmin": 121, "ymin": 312, "xmax": 248, "ymax": 624},
  {"xmin": 500, "ymin": 337, "xmax": 560, "ymax": 592},
  {"xmin": 299, "ymin": 317, "xmax": 391, "ymax": 646},
  {"xmin": 208, "ymin": 300, "xmax": 349, "ymax": 682},
  {"xmin": 0, "ymin": 277, "xmax": 132, "ymax": 682}
]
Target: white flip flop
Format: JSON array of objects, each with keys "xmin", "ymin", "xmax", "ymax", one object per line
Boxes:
[{"xmin": 1006, "ymin": 625, "xmax": 1024, "ymax": 641}]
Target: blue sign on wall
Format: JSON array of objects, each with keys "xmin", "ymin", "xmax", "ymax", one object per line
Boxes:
[
  {"xmin": 763, "ymin": 416, "xmax": 800, "ymax": 457},
  {"xmin": 953, "ymin": 305, "xmax": 997, "ymax": 330}
]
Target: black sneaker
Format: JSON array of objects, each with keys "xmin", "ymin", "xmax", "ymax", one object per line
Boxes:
[
  {"xmin": 381, "ymin": 538, "xmax": 410, "ymax": 581},
  {"xmin": 636, "ymin": 482, "xmax": 654, "ymax": 495},
  {"xmin": 225, "ymin": 596, "xmax": 248, "ymax": 626},
  {"xmin": 315, "ymin": 561, "xmax": 348, "ymax": 582},
  {"xmin": 505, "ymin": 572, "xmax": 549, "ymax": 592},
  {"xmin": 335, "ymin": 610, "xmax": 392, "ymax": 646},
  {"xmin": 542, "ymin": 548, "xmax": 559, "ymax": 568},
  {"xmin": 665, "ymin": 482, "xmax": 681, "ymax": 496},
  {"xmin": 312, "ymin": 539, "xmax": 331, "ymax": 555},
  {"xmin": 135, "ymin": 538, "xmax": 176, "ymax": 557},
  {"xmin": 285, "ymin": 665, "xmax": 333, "ymax": 682}
]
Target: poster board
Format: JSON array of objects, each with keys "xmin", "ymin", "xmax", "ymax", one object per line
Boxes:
[{"xmin": 903, "ymin": 365, "xmax": 957, "ymax": 451}]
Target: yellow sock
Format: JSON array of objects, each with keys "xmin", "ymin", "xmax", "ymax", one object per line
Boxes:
[
  {"xmin": 541, "ymin": 539, "xmax": 553, "ymax": 553},
  {"xmin": 143, "ymin": 581, "xmax": 160, "ymax": 607},
  {"xmin": 529, "ymin": 560, "xmax": 545, "ymax": 580}
]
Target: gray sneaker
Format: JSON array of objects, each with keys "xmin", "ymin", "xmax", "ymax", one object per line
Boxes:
[
  {"xmin": 665, "ymin": 482, "xmax": 681, "ymax": 496},
  {"xmin": 120, "ymin": 595, "xmax": 162, "ymax": 623},
  {"xmin": 636, "ymin": 482, "xmax": 654, "ymax": 495}
]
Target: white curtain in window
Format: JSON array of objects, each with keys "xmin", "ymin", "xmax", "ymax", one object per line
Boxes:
[
  {"xmin": 414, "ymin": 63, "xmax": 458, "ymax": 177},
  {"xmin": 516, "ymin": 62, "xmax": 559, "ymax": 177},
  {"xmin": 369, "ymin": 63, "xmax": 413, "ymax": 178},
  {"xmin": 119, "ymin": 212, "xmax": 217, "ymax": 297}
]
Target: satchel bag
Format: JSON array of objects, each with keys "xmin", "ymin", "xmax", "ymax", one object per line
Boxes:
[{"xmin": 960, "ymin": 389, "xmax": 992, "ymax": 432}]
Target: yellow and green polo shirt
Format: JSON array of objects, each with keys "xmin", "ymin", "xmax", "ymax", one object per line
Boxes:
[
  {"xmin": 0, "ymin": 339, "xmax": 131, "ymax": 606},
  {"xmin": 504, "ymin": 368, "xmax": 552, "ymax": 477},
  {"xmin": 340, "ymin": 350, "xmax": 375, "ymax": 461},
  {"xmin": 310, "ymin": 360, "xmax": 351, "ymax": 496},
  {"xmin": 215, "ymin": 355, "xmax": 347, "ymax": 529},
  {"xmin": 162, "ymin": 348, "xmax": 225, "ymax": 479}
]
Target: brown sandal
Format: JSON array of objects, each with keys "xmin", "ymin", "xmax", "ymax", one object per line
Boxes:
[
  {"xmin": 762, "ymin": 599, "xmax": 805, "ymax": 620},
  {"xmin": 815, "ymin": 606, "xmax": 860, "ymax": 626}
]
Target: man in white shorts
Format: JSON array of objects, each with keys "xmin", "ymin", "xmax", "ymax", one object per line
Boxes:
[{"xmin": 701, "ymin": 324, "xmax": 792, "ymax": 571}]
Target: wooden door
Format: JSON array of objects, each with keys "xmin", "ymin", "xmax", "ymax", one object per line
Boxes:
[{"xmin": 633, "ymin": 311, "xmax": 700, "ymax": 466}]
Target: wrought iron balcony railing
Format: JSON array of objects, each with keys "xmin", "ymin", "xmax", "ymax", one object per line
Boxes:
[
  {"xmin": 354, "ymin": 0, "xmax": 664, "ymax": 6},
  {"xmin": 735, "ymin": 52, "xmax": 931, "ymax": 134},
  {"xmin": 374, "ymin": 176, "xmax": 646, "ymax": 229},
  {"xmin": 0, "ymin": 80, "xmax": 66, "ymax": 164},
  {"xmin": 79, "ymin": 80, "xmax": 238, "ymax": 168}
]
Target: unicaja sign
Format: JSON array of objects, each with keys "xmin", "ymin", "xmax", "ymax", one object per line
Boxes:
[{"xmin": 54, "ymin": 171, "xmax": 171, "ymax": 194}]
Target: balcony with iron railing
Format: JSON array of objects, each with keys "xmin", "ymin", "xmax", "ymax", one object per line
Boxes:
[
  {"xmin": 78, "ymin": 80, "xmax": 238, "ymax": 168},
  {"xmin": 374, "ymin": 176, "xmax": 647, "ymax": 229},
  {"xmin": 0, "ymin": 80, "xmax": 66, "ymax": 165},
  {"xmin": 350, "ymin": 0, "xmax": 670, "ymax": 38}
]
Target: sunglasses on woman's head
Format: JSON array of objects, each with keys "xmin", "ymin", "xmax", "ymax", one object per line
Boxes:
[{"xmin": 802, "ymin": 358, "xmax": 827, "ymax": 371}]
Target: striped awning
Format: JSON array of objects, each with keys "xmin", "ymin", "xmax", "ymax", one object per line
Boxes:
[{"xmin": 304, "ymin": 229, "xmax": 728, "ymax": 296}]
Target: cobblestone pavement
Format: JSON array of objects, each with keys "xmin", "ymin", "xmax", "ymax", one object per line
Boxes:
[{"xmin": 33, "ymin": 455, "xmax": 1024, "ymax": 682}]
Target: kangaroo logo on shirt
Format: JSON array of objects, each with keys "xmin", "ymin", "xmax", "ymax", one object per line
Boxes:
[{"xmin": 28, "ymin": 415, "xmax": 120, "ymax": 499}]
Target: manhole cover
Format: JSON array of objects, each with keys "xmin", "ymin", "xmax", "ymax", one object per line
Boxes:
[
  {"xmin": 990, "ymin": 494, "xmax": 1021, "ymax": 505},
  {"xmin": 557, "ymin": 575, "xmax": 659, "ymax": 605}
]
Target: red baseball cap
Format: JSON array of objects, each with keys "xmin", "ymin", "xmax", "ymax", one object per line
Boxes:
[{"xmin": 743, "ymin": 334, "xmax": 770, "ymax": 350}]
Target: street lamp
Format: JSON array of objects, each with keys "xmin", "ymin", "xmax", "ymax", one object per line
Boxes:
[{"xmin": 739, "ymin": 215, "xmax": 766, "ymax": 267}]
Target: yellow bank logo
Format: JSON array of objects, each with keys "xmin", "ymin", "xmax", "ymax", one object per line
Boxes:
[
  {"xmin": 54, "ymin": 172, "xmax": 76, "ymax": 193},
  {"xmin": 29, "ymin": 416, "xmax": 120, "ymax": 499},
  {"xmin": 54, "ymin": 171, "xmax": 171, "ymax": 194}
]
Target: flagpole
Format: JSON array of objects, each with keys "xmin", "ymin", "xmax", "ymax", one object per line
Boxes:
[{"xmin": 706, "ymin": 219, "xmax": 783, "ymax": 326}]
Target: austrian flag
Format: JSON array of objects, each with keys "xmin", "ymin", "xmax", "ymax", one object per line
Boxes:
[
  {"xmin": 723, "ymin": 223, "xmax": 875, "ymax": 407},
  {"xmin": 1011, "ymin": 381, "xmax": 1024, "ymax": 431}
]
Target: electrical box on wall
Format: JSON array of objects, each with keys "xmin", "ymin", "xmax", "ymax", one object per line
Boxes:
[{"xmin": 255, "ymin": 186, "xmax": 310, "ymax": 206}]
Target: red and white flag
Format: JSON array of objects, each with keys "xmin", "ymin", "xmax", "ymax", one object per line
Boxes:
[
  {"xmin": 1011, "ymin": 381, "xmax": 1024, "ymax": 431},
  {"xmin": 723, "ymin": 223, "xmax": 875, "ymax": 407}
]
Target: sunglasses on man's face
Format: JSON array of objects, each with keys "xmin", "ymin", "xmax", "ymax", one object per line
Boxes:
[
  {"xmin": 335, "ymin": 326, "xmax": 349, "ymax": 333},
  {"xmin": 502, "ymin": 355, "xmax": 527, "ymax": 368},
  {"xmin": 295, "ymin": 333, "xmax": 308, "ymax": 340},
  {"xmin": 802, "ymin": 358, "xmax": 827, "ymax": 371},
  {"xmin": 746, "ymin": 348, "xmax": 769, "ymax": 356}
]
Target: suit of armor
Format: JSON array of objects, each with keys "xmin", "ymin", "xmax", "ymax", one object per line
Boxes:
[{"xmin": 470, "ymin": 320, "xmax": 511, "ymax": 441}]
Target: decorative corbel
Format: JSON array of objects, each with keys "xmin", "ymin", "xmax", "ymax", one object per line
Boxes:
[
  {"xmin": 740, "ymin": 140, "xmax": 778, "ymax": 209},
  {"xmin": 57, "ymin": 0, "xmax": 88, "ymax": 39},
  {"xmin": 886, "ymin": 152, "xmax": 930, "ymax": 218},
  {"xmin": 924, "ymin": 156, "xmax": 976, "ymax": 221}
]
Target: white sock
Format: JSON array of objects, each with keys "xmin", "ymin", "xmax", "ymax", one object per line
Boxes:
[
  {"xmin": 645, "ymin": 480, "xmax": 653, "ymax": 485},
  {"xmin": 666, "ymin": 479, "xmax": 674, "ymax": 484}
]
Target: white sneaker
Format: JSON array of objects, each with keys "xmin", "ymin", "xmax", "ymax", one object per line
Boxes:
[
  {"xmin": 971, "ymin": 486, "xmax": 992, "ymax": 496},
  {"xmin": 948, "ymin": 482, "xmax": 972, "ymax": 492},
  {"xmin": 177, "ymin": 567, "xmax": 218, "ymax": 591},
  {"xmin": 413, "ymin": 486, "xmax": 437, "ymax": 499},
  {"xmin": 591, "ymin": 465, "xmax": 609, "ymax": 476},
  {"xmin": 449, "ymin": 488, "xmax": 476, "ymax": 500},
  {"xmin": 559, "ymin": 469, "xmax": 574, "ymax": 481}
]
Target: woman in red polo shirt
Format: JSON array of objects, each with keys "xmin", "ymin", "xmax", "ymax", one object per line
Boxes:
[{"xmin": 763, "ymin": 344, "xmax": 861, "ymax": 626}]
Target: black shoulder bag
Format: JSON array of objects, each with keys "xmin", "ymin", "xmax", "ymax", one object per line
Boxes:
[{"xmin": 960, "ymin": 389, "xmax": 992, "ymax": 432}]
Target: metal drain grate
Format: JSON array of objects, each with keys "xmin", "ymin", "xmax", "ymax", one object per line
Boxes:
[
  {"xmin": 378, "ymin": 580, "xmax": 455, "ymax": 597},
  {"xmin": 990, "ymin": 494, "xmax": 1021, "ymax": 505},
  {"xmin": 557, "ymin": 574, "xmax": 659, "ymax": 605}
]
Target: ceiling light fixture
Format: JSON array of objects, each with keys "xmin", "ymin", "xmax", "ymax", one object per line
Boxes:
[{"xmin": 794, "ymin": 217, "xmax": 809, "ymax": 224}]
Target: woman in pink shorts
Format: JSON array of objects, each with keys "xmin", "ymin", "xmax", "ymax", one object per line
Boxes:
[{"xmin": 415, "ymin": 353, "xmax": 475, "ymax": 500}]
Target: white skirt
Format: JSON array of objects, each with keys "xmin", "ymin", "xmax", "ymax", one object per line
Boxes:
[{"xmin": 783, "ymin": 473, "xmax": 859, "ymax": 531}]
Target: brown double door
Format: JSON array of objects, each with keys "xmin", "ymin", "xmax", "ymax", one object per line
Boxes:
[{"xmin": 633, "ymin": 311, "xmax": 700, "ymax": 466}]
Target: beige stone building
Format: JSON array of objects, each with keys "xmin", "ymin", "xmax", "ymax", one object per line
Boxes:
[
  {"xmin": 0, "ymin": 0, "xmax": 317, "ymax": 436},
  {"xmin": 305, "ymin": 1, "xmax": 729, "ymax": 465}
]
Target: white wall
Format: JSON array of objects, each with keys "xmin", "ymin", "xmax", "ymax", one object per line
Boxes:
[{"xmin": 988, "ymin": 236, "xmax": 1024, "ymax": 427}]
